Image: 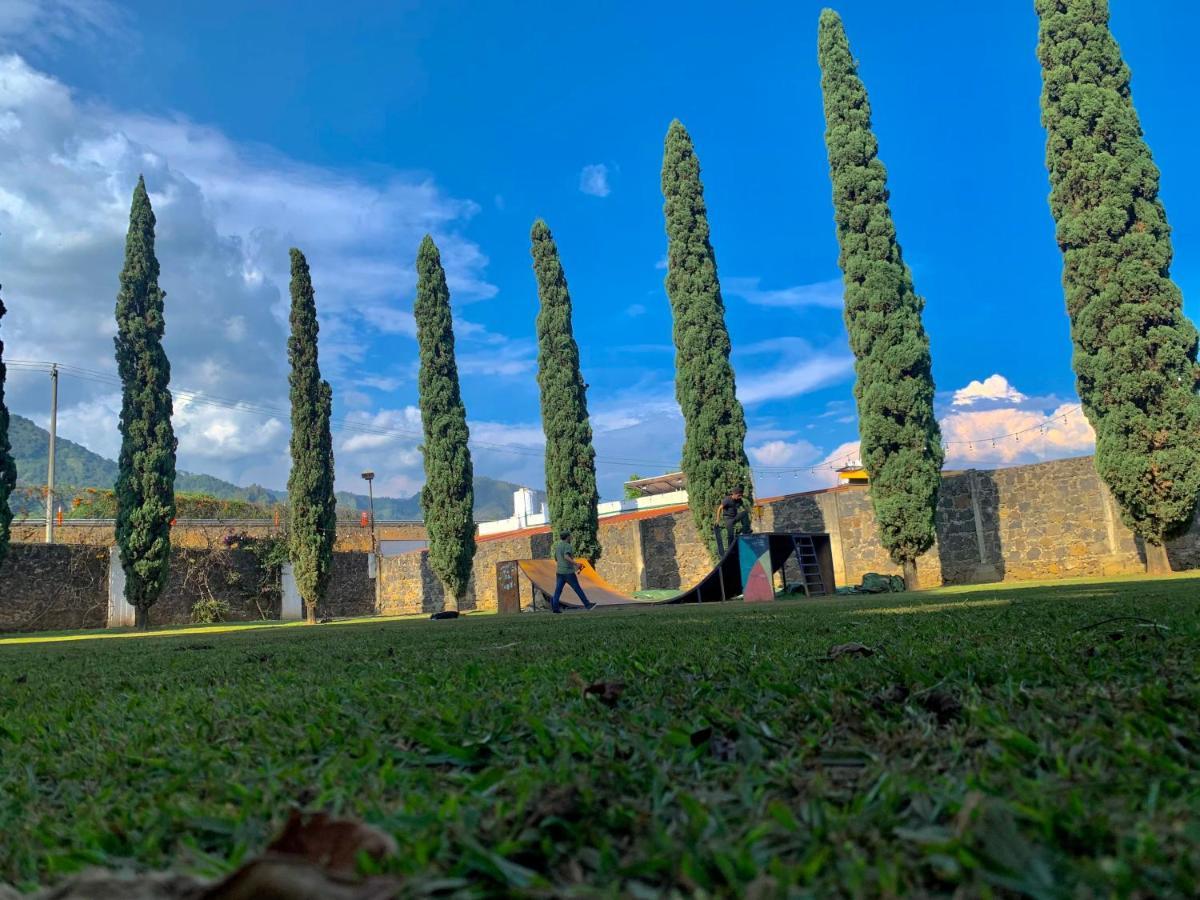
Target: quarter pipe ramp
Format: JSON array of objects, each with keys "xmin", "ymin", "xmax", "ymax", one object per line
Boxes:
[{"xmin": 507, "ymin": 532, "xmax": 834, "ymax": 610}]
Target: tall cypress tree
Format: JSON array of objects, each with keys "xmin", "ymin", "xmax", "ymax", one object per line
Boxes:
[
  {"xmin": 287, "ymin": 248, "xmax": 337, "ymax": 624},
  {"xmin": 415, "ymin": 236, "xmax": 476, "ymax": 607},
  {"xmin": 0, "ymin": 283, "xmax": 15, "ymax": 569},
  {"xmin": 530, "ymin": 219, "xmax": 602, "ymax": 562},
  {"xmin": 817, "ymin": 10, "xmax": 943, "ymax": 590},
  {"xmin": 1037, "ymin": 0, "xmax": 1200, "ymax": 574},
  {"xmin": 114, "ymin": 176, "xmax": 177, "ymax": 627},
  {"xmin": 661, "ymin": 120, "xmax": 753, "ymax": 562}
]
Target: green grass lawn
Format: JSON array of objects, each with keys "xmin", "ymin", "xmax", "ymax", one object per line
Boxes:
[{"xmin": 1, "ymin": 577, "xmax": 1198, "ymax": 896}]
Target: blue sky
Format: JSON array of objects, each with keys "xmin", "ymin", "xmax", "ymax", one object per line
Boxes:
[{"xmin": 1, "ymin": 0, "xmax": 1196, "ymax": 504}]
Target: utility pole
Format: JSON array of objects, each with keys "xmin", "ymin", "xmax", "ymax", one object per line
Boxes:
[
  {"xmin": 45, "ymin": 364, "xmax": 58, "ymax": 544},
  {"xmin": 362, "ymin": 471, "xmax": 379, "ymax": 610},
  {"xmin": 361, "ymin": 471, "xmax": 377, "ymax": 557}
]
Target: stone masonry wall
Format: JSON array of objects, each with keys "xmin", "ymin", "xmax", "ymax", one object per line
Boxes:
[
  {"xmin": 0, "ymin": 544, "xmax": 109, "ymax": 633},
  {"xmin": 595, "ymin": 519, "xmax": 642, "ymax": 593},
  {"xmin": 317, "ymin": 553, "xmax": 374, "ymax": 619},
  {"xmin": 9, "ymin": 520, "xmax": 425, "ymax": 552},
  {"xmin": 8, "ymin": 457, "xmax": 1200, "ymax": 633},
  {"xmin": 147, "ymin": 549, "xmax": 277, "ymax": 627},
  {"xmin": 378, "ymin": 551, "xmax": 446, "ymax": 617},
  {"xmin": 639, "ymin": 511, "xmax": 713, "ymax": 592}
]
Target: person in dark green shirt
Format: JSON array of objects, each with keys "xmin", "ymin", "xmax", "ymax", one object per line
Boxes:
[{"xmin": 550, "ymin": 529, "xmax": 595, "ymax": 613}]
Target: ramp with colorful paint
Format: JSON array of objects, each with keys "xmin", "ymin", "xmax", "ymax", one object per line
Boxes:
[{"xmin": 508, "ymin": 532, "xmax": 834, "ymax": 610}]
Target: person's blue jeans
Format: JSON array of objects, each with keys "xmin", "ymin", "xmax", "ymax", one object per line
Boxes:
[{"xmin": 551, "ymin": 572, "xmax": 591, "ymax": 611}]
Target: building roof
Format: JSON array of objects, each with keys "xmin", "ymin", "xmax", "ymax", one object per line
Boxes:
[{"xmin": 624, "ymin": 471, "xmax": 687, "ymax": 496}]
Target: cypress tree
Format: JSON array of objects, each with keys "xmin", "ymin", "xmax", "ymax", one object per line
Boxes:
[
  {"xmin": 1036, "ymin": 0, "xmax": 1200, "ymax": 574},
  {"xmin": 287, "ymin": 248, "xmax": 337, "ymax": 624},
  {"xmin": 415, "ymin": 236, "xmax": 476, "ymax": 607},
  {"xmin": 0, "ymin": 283, "xmax": 15, "ymax": 569},
  {"xmin": 114, "ymin": 176, "xmax": 177, "ymax": 627},
  {"xmin": 661, "ymin": 120, "xmax": 753, "ymax": 562},
  {"xmin": 817, "ymin": 10, "xmax": 943, "ymax": 590},
  {"xmin": 530, "ymin": 219, "xmax": 602, "ymax": 562}
]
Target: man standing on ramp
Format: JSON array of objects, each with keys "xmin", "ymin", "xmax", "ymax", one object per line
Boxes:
[
  {"xmin": 715, "ymin": 485, "xmax": 753, "ymax": 556},
  {"xmin": 550, "ymin": 530, "xmax": 596, "ymax": 613}
]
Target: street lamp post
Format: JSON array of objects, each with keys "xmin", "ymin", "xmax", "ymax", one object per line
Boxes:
[{"xmin": 361, "ymin": 471, "xmax": 377, "ymax": 576}]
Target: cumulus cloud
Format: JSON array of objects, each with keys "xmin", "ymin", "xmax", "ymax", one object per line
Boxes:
[
  {"xmin": 952, "ymin": 373, "xmax": 1028, "ymax": 407},
  {"xmin": 942, "ymin": 402, "xmax": 1093, "ymax": 464},
  {"xmin": 0, "ymin": 53, "xmax": 495, "ymax": 496},
  {"xmin": 579, "ymin": 163, "xmax": 611, "ymax": 198},
  {"xmin": 748, "ymin": 439, "xmax": 820, "ymax": 467},
  {"xmin": 725, "ymin": 276, "xmax": 844, "ymax": 310}
]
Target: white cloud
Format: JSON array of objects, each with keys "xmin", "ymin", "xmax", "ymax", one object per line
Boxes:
[
  {"xmin": 625, "ymin": 303, "xmax": 646, "ymax": 317},
  {"xmin": 579, "ymin": 163, "xmax": 611, "ymax": 198},
  {"xmin": 0, "ymin": 53, "xmax": 493, "ymax": 494},
  {"xmin": 654, "ymin": 253, "xmax": 668, "ymax": 271},
  {"xmin": 0, "ymin": 0, "xmax": 123, "ymax": 51},
  {"xmin": 942, "ymin": 402, "xmax": 1093, "ymax": 464},
  {"xmin": 725, "ymin": 276, "xmax": 844, "ymax": 310},
  {"xmin": 748, "ymin": 439, "xmax": 820, "ymax": 467},
  {"xmin": 952, "ymin": 373, "xmax": 1027, "ymax": 407},
  {"xmin": 737, "ymin": 351, "xmax": 855, "ymax": 405}
]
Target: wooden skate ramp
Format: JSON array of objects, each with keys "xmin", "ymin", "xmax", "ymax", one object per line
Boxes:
[{"xmin": 514, "ymin": 533, "xmax": 833, "ymax": 609}]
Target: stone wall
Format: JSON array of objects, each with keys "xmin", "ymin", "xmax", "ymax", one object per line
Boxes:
[
  {"xmin": 0, "ymin": 544, "xmax": 109, "ymax": 633},
  {"xmin": 8, "ymin": 456, "xmax": 1200, "ymax": 633},
  {"xmin": 378, "ymin": 551, "xmax": 445, "ymax": 616},
  {"xmin": 9, "ymin": 520, "xmax": 426, "ymax": 552},
  {"xmin": 639, "ymin": 511, "xmax": 712, "ymax": 591},
  {"xmin": 595, "ymin": 519, "xmax": 643, "ymax": 593},
  {"xmin": 2, "ymin": 544, "xmax": 373, "ymax": 632},
  {"xmin": 146, "ymin": 549, "xmax": 277, "ymax": 627},
  {"xmin": 317, "ymin": 553, "xmax": 374, "ymax": 618}
]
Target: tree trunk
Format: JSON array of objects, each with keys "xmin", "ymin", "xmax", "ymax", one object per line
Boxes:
[
  {"xmin": 306, "ymin": 601, "xmax": 317, "ymax": 624},
  {"xmin": 902, "ymin": 559, "xmax": 919, "ymax": 592},
  {"xmin": 134, "ymin": 605, "xmax": 148, "ymax": 630},
  {"xmin": 1145, "ymin": 541, "xmax": 1172, "ymax": 576}
]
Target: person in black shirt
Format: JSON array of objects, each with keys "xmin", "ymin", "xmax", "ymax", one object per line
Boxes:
[{"xmin": 715, "ymin": 485, "xmax": 752, "ymax": 553}]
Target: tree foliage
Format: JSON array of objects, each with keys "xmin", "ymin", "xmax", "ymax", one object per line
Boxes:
[
  {"xmin": 530, "ymin": 219, "xmax": 602, "ymax": 561},
  {"xmin": 114, "ymin": 176, "xmax": 177, "ymax": 626},
  {"xmin": 661, "ymin": 120, "xmax": 752, "ymax": 562},
  {"xmin": 1036, "ymin": 0, "xmax": 1200, "ymax": 570},
  {"xmin": 415, "ymin": 236, "xmax": 476, "ymax": 605},
  {"xmin": 0, "ymin": 282, "xmax": 15, "ymax": 568},
  {"xmin": 287, "ymin": 248, "xmax": 337, "ymax": 623},
  {"xmin": 817, "ymin": 10, "xmax": 943, "ymax": 586}
]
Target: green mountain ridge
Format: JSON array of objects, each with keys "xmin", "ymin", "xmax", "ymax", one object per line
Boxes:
[{"xmin": 7, "ymin": 414, "xmax": 532, "ymax": 521}]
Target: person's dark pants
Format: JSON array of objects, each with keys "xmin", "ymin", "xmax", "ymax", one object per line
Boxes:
[
  {"xmin": 721, "ymin": 510, "xmax": 753, "ymax": 553},
  {"xmin": 551, "ymin": 572, "xmax": 591, "ymax": 611}
]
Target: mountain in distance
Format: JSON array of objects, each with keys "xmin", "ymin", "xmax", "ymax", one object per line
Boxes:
[{"xmin": 7, "ymin": 414, "xmax": 533, "ymax": 521}]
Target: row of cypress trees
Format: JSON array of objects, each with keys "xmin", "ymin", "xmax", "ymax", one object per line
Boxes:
[
  {"xmin": 530, "ymin": 2, "xmax": 1200, "ymax": 585},
  {"xmin": 812, "ymin": 1, "xmax": 1200, "ymax": 580},
  {"xmin": 1, "ymin": 0, "xmax": 1194, "ymax": 593}
]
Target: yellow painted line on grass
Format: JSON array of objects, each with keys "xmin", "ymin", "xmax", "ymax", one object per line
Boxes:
[{"xmin": 853, "ymin": 598, "xmax": 1013, "ymax": 616}]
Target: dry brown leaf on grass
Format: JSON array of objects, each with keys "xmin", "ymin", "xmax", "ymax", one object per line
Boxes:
[
  {"xmin": 266, "ymin": 810, "xmax": 398, "ymax": 874},
  {"xmin": 824, "ymin": 642, "xmax": 876, "ymax": 660},
  {"xmin": 582, "ymin": 680, "xmax": 626, "ymax": 707},
  {"xmin": 201, "ymin": 857, "xmax": 401, "ymax": 900},
  {"xmin": 1, "ymin": 812, "xmax": 402, "ymax": 900}
]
